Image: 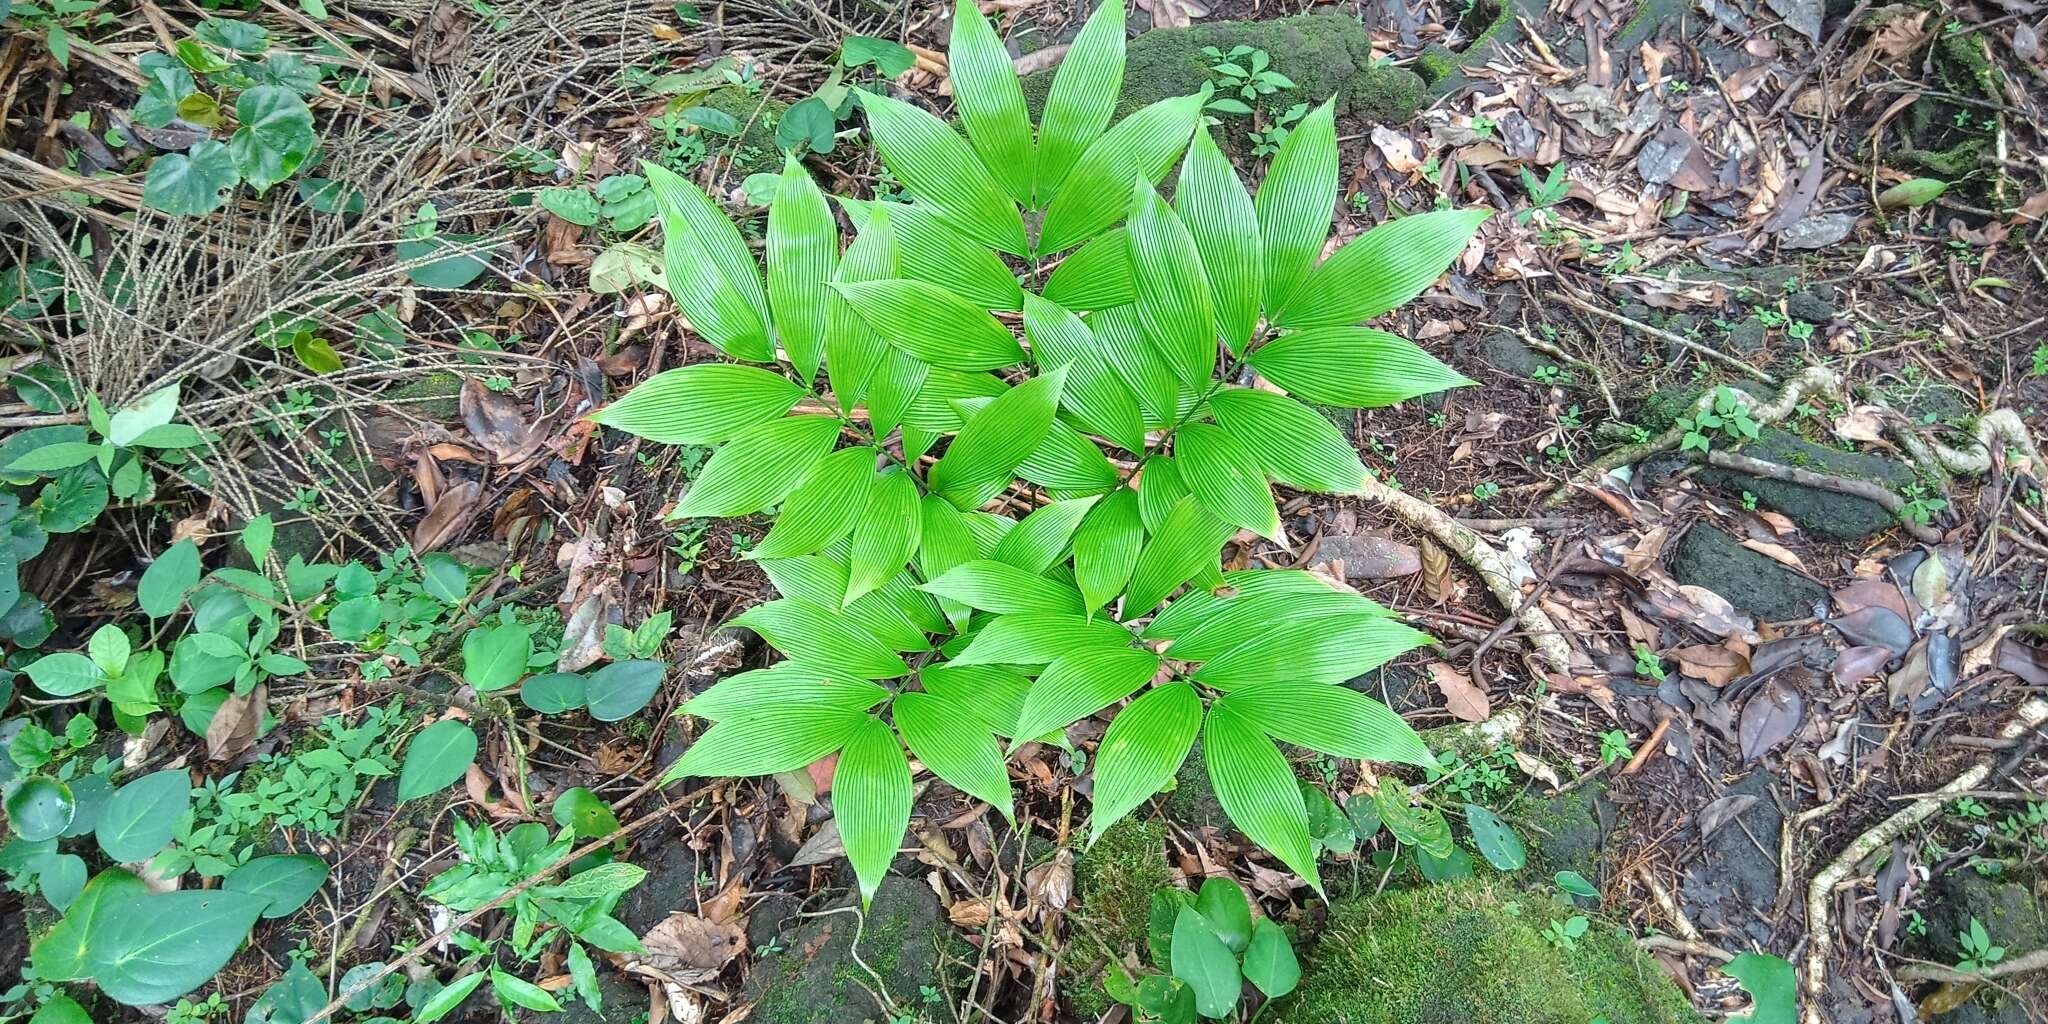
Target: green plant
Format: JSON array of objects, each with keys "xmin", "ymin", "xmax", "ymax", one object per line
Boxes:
[
  {"xmin": 1956, "ymin": 917, "xmax": 2005, "ymax": 973},
  {"xmin": 1530, "ymin": 364, "xmax": 1571, "ymax": 385},
  {"xmin": 1103, "ymin": 876, "xmax": 1298, "ymax": 1021},
  {"xmin": 594, "ymin": 0, "xmax": 1487, "ymax": 903},
  {"xmin": 1598, "ymin": 729, "xmax": 1632, "ymax": 765},
  {"xmin": 2, "ymin": 381, "xmax": 210, "ymax": 506},
  {"xmin": 779, "ymin": 35, "xmax": 917, "ymax": 155},
  {"xmin": 1471, "ymin": 481, "xmax": 1499, "ymax": 502},
  {"xmin": 1677, "ymin": 386, "xmax": 1760, "ymax": 453},
  {"xmin": 1541, "ymin": 914, "xmax": 1589, "ymax": 950},
  {"xmin": 1247, "ymin": 102, "xmax": 1307, "ymax": 158},
  {"xmin": 134, "ymin": 21, "xmax": 324, "ymax": 216},
  {"xmin": 1633, "ymin": 646, "xmax": 1666, "ymax": 682},
  {"xmin": 1740, "ymin": 490, "xmax": 1758, "ymax": 511},
  {"xmin": 2030, "ymin": 343, "xmax": 2046, "ymax": 377},
  {"xmin": 1898, "ymin": 483, "xmax": 1947, "ymax": 528},
  {"xmin": 1201, "ymin": 45, "xmax": 1295, "ymax": 116},
  {"xmin": 1517, "ymin": 164, "xmax": 1569, "ymax": 225}
]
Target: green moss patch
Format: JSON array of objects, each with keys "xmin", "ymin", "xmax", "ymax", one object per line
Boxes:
[{"xmin": 1062, "ymin": 818, "xmax": 1172, "ymax": 1018}]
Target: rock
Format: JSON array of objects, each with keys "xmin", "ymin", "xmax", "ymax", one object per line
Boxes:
[
  {"xmin": 1669, "ymin": 525, "xmax": 1826, "ymax": 621},
  {"xmin": 745, "ymin": 876, "xmax": 959, "ymax": 1024},
  {"xmin": 1726, "ymin": 316, "xmax": 1768, "ymax": 353},
  {"xmin": 616, "ymin": 827, "xmax": 708, "ymax": 933},
  {"xmin": 1307, "ymin": 533, "xmax": 1420, "ymax": 579},
  {"xmin": 1021, "ymin": 13, "xmax": 1425, "ymax": 128},
  {"xmin": 1695, "ymin": 427, "xmax": 1917, "ymax": 541},
  {"xmin": 1678, "ymin": 770, "xmax": 1783, "ymax": 950},
  {"xmin": 1786, "ymin": 288, "xmax": 1836, "ymax": 323},
  {"xmin": 1919, "ymin": 872, "xmax": 2048, "ymax": 1024},
  {"xmin": 1277, "ymin": 878, "xmax": 1698, "ymax": 1023},
  {"xmin": 1062, "ymin": 819, "xmax": 1173, "ymax": 1018},
  {"xmin": 1470, "ymin": 330, "xmax": 1548, "ymax": 377},
  {"xmin": 1514, "ymin": 783, "xmax": 1612, "ymax": 882},
  {"xmin": 1163, "ymin": 739, "xmax": 1226, "ymax": 830}
]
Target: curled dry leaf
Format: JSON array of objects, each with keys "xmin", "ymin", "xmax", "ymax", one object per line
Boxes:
[
  {"xmin": 1429, "ymin": 662, "xmax": 1491, "ymax": 722},
  {"xmin": 1510, "ymin": 749, "xmax": 1562, "ymax": 791},
  {"xmin": 1023, "ymin": 848, "xmax": 1074, "ymax": 912},
  {"xmin": 1371, "ymin": 125, "xmax": 1425, "ymax": 173},
  {"xmin": 460, "ymin": 378, "xmax": 545, "ymax": 463},
  {"xmin": 1739, "ymin": 538, "xmax": 1804, "ymax": 569},
  {"xmin": 641, "ymin": 912, "xmax": 747, "ymax": 984},
  {"xmin": 412, "ymin": 478, "xmax": 481, "ymax": 553},
  {"xmin": 1669, "ymin": 644, "xmax": 1750, "ymax": 686}
]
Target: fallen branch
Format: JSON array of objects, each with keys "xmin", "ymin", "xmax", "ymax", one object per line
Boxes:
[
  {"xmin": 1800, "ymin": 698, "xmax": 2048, "ymax": 1024},
  {"xmin": 1697, "ymin": 448, "xmax": 1942, "ymax": 544}
]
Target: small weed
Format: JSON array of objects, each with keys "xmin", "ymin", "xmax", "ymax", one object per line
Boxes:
[{"xmin": 1956, "ymin": 917, "xmax": 2006, "ymax": 973}]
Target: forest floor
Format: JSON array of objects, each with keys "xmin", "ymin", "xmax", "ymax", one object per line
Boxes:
[{"xmin": 3, "ymin": 0, "xmax": 2047, "ymax": 1023}]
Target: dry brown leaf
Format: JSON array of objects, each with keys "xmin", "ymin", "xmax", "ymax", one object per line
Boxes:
[
  {"xmin": 205, "ymin": 684, "xmax": 265, "ymax": 762},
  {"xmin": 1419, "ymin": 538, "xmax": 1453, "ymax": 605},
  {"xmin": 1510, "ymin": 749, "xmax": 1562, "ymax": 791},
  {"xmin": 1429, "ymin": 662, "xmax": 1490, "ymax": 722},
  {"xmin": 1024, "ymin": 848, "xmax": 1073, "ymax": 912},
  {"xmin": 1739, "ymin": 538, "xmax": 1804, "ymax": 569},
  {"xmin": 412, "ymin": 479, "xmax": 480, "ymax": 553},
  {"xmin": 1371, "ymin": 125, "xmax": 1424, "ymax": 173},
  {"xmin": 461, "ymin": 378, "xmax": 543, "ymax": 463},
  {"xmin": 641, "ymin": 912, "xmax": 746, "ymax": 984},
  {"xmin": 1668, "ymin": 644, "xmax": 1750, "ymax": 686}
]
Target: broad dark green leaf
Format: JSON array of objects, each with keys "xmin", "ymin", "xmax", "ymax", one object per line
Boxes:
[
  {"xmin": 670, "ymin": 415, "xmax": 842, "ymax": 518},
  {"xmin": 585, "ymin": 660, "xmax": 665, "ymax": 721},
  {"xmin": 896, "ymin": 690, "xmax": 1013, "ymax": 823},
  {"xmin": 227, "ymin": 86, "xmax": 314, "ymax": 192},
  {"xmin": 96, "ymin": 769, "xmax": 189, "ymax": 862},
  {"xmin": 1243, "ymin": 918, "xmax": 1299, "ymax": 998},
  {"xmin": 1127, "ymin": 179, "xmax": 1218, "ymax": 389},
  {"xmin": 1174, "ymin": 423, "xmax": 1279, "ymax": 541},
  {"xmin": 1217, "ymin": 679, "xmax": 1432, "ymax": 768},
  {"xmin": 1039, "ymin": 92, "xmax": 1204, "ymax": 253},
  {"xmin": 139, "ymin": 540, "xmax": 201, "ymax": 618},
  {"xmin": 1194, "ymin": 877, "xmax": 1251, "ymax": 952},
  {"xmin": 592, "ymin": 363, "xmax": 804, "ymax": 444},
  {"xmin": 142, "ymin": 140, "xmax": 239, "ymax": 216},
  {"xmin": 836, "ymin": 715, "xmax": 913, "ymax": 906},
  {"xmin": 224, "ymin": 854, "xmax": 330, "ymax": 918},
  {"xmin": 1088, "ymin": 682, "xmax": 1199, "ymax": 844},
  {"xmin": 930, "ymin": 365, "xmax": 1067, "ymax": 509},
  {"xmin": 841, "ymin": 199, "xmax": 1021, "ymax": 310},
  {"xmin": 856, "ymin": 88, "xmax": 1027, "ymax": 254},
  {"xmin": 1464, "ymin": 803, "xmax": 1527, "ymax": 871},
  {"xmin": 1124, "ymin": 495, "xmax": 1234, "ymax": 615},
  {"xmin": 521, "ymin": 672, "xmax": 586, "ymax": 713},
  {"xmin": 828, "ymin": 205, "xmax": 898, "ymax": 413},
  {"xmin": 1023, "ymin": 293, "xmax": 1145, "ymax": 452},
  {"xmin": 1169, "ymin": 906, "xmax": 1240, "ymax": 1019},
  {"xmin": 836, "ymin": 279, "xmax": 1025, "ymax": 372},
  {"xmin": 413, "ymin": 971, "xmax": 487, "ymax": 1024},
  {"xmin": 684, "ymin": 662, "xmax": 887, "ymax": 721},
  {"xmin": 732, "ymin": 598, "xmax": 909, "ymax": 678},
  {"xmin": 1254, "ymin": 100, "xmax": 1336, "ymax": 313},
  {"xmin": 667, "ymin": 702, "xmax": 865, "ymax": 779},
  {"xmin": 1194, "ymin": 612, "xmax": 1430, "ymax": 688},
  {"xmin": 1278, "ymin": 208, "xmax": 1491, "ymax": 328},
  {"xmin": 645, "ymin": 161, "xmax": 773, "ymax": 361},
  {"xmin": 1088, "ymin": 304, "xmax": 1178, "ymax": 424},
  {"xmin": 1073, "ymin": 487, "xmax": 1142, "ymax": 615},
  {"xmin": 33, "ymin": 868, "xmax": 147, "ymax": 982},
  {"xmin": 949, "ymin": 0, "xmax": 1034, "ymax": 204},
  {"xmin": 24, "ymin": 652, "xmax": 101, "ymax": 697},
  {"xmin": 846, "ymin": 469, "xmax": 922, "ymax": 606},
  {"xmin": 750, "ymin": 446, "xmax": 877, "ymax": 559},
  {"xmin": 7, "ymin": 777, "xmax": 72, "ymax": 841},
  {"xmin": 1010, "ymin": 646, "xmax": 1159, "ymax": 743},
  {"xmin": 86, "ymin": 890, "xmax": 268, "ymax": 1005},
  {"xmin": 1207, "ymin": 387, "xmax": 1366, "ymax": 493},
  {"xmin": 766, "ymin": 156, "xmax": 838, "ymax": 380},
  {"xmin": 952, "ymin": 612, "xmax": 1131, "ymax": 667},
  {"xmin": 397, "ymin": 720, "xmax": 476, "ymax": 801},
  {"xmin": 991, "ymin": 496, "xmax": 1099, "ymax": 573},
  {"xmin": 1040, "ymin": 228, "xmax": 1135, "ymax": 311},
  {"xmin": 921, "ymin": 559, "xmax": 1084, "ymax": 615},
  {"xmin": 1248, "ymin": 327, "xmax": 1475, "ymax": 408},
  {"xmin": 1034, "ymin": 0, "xmax": 1125, "ymax": 199},
  {"xmin": 1726, "ymin": 952, "xmax": 1797, "ymax": 1024},
  {"xmin": 1204, "ymin": 701, "xmax": 1320, "ymax": 893},
  {"xmin": 1176, "ymin": 128, "xmax": 1261, "ymax": 352}
]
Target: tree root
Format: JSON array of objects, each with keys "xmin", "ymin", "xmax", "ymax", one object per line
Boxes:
[
  {"xmin": 1698, "ymin": 449, "xmax": 1943, "ymax": 544},
  {"xmin": 1897, "ymin": 947, "xmax": 2048, "ymax": 983},
  {"xmin": 1892, "ymin": 407, "xmax": 2045, "ymax": 480},
  {"xmin": 1360, "ymin": 475, "xmax": 1575, "ymax": 676},
  {"xmin": 1799, "ymin": 697, "xmax": 2048, "ymax": 1024}
]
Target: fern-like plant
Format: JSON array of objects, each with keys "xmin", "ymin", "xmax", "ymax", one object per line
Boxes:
[{"xmin": 594, "ymin": 0, "xmax": 1488, "ymax": 904}]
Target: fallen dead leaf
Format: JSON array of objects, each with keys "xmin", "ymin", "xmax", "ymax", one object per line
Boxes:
[
  {"xmin": 1668, "ymin": 644, "xmax": 1750, "ymax": 686},
  {"xmin": 641, "ymin": 912, "xmax": 746, "ymax": 984},
  {"xmin": 205, "ymin": 684, "xmax": 265, "ymax": 761},
  {"xmin": 412, "ymin": 479, "xmax": 481, "ymax": 553},
  {"xmin": 1429, "ymin": 662, "xmax": 1490, "ymax": 722},
  {"xmin": 1739, "ymin": 538, "xmax": 1805, "ymax": 569}
]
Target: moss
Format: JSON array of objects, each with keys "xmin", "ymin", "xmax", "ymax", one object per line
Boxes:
[
  {"xmin": 381, "ymin": 371, "xmax": 463, "ymax": 421},
  {"xmin": 1512, "ymin": 786, "xmax": 1606, "ymax": 885},
  {"xmin": 1414, "ymin": 46, "xmax": 1460, "ymax": 84},
  {"xmin": 749, "ymin": 877, "xmax": 959, "ymax": 1024},
  {"xmin": 1063, "ymin": 819, "xmax": 1172, "ymax": 1018},
  {"xmin": 1163, "ymin": 741, "xmax": 1225, "ymax": 829},
  {"xmin": 1277, "ymin": 879, "xmax": 1699, "ymax": 1024},
  {"xmin": 695, "ymin": 86, "xmax": 787, "ymax": 177}
]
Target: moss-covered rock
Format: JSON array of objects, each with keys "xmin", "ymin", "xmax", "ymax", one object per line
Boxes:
[
  {"xmin": 694, "ymin": 87, "xmax": 788, "ymax": 177},
  {"xmin": 1063, "ymin": 818, "xmax": 1172, "ymax": 1018},
  {"xmin": 1513, "ymin": 785, "xmax": 1607, "ymax": 882},
  {"xmin": 1021, "ymin": 13, "xmax": 1424, "ymax": 126},
  {"xmin": 745, "ymin": 876, "xmax": 960, "ymax": 1024},
  {"xmin": 1278, "ymin": 879, "xmax": 1699, "ymax": 1024},
  {"xmin": 1695, "ymin": 427, "xmax": 1918, "ymax": 541},
  {"xmin": 1163, "ymin": 740, "xmax": 1225, "ymax": 829},
  {"xmin": 1668, "ymin": 524, "xmax": 1826, "ymax": 621}
]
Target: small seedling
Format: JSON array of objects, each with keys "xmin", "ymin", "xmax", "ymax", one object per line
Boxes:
[
  {"xmin": 1633, "ymin": 646, "xmax": 1667, "ymax": 682},
  {"xmin": 1599, "ymin": 730, "xmax": 1632, "ymax": 765},
  {"xmin": 1956, "ymin": 917, "xmax": 2005, "ymax": 973},
  {"xmin": 1677, "ymin": 386, "xmax": 1760, "ymax": 453},
  {"xmin": 1541, "ymin": 915, "xmax": 1590, "ymax": 950}
]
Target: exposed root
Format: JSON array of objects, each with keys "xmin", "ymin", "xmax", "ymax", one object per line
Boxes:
[
  {"xmin": 1698, "ymin": 449, "xmax": 1944, "ymax": 544},
  {"xmin": 1799, "ymin": 697, "xmax": 2048, "ymax": 1024},
  {"xmin": 1897, "ymin": 947, "xmax": 2048, "ymax": 983},
  {"xmin": 1890, "ymin": 407, "xmax": 2044, "ymax": 480},
  {"xmin": 1360, "ymin": 475, "xmax": 1575, "ymax": 676}
]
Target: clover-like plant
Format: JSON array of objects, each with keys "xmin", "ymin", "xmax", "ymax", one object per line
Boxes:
[{"xmin": 593, "ymin": 0, "xmax": 1489, "ymax": 904}]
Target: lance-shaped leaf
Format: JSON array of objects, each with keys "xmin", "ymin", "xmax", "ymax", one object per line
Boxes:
[
  {"xmin": 1126, "ymin": 178, "xmax": 1218, "ymax": 389},
  {"xmin": 1207, "ymin": 387, "xmax": 1367, "ymax": 494},
  {"xmin": 1073, "ymin": 486, "xmax": 1142, "ymax": 615},
  {"xmin": 1174, "ymin": 422, "xmax": 1280, "ymax": 541},
  {"xmin": 991, "ymin": 495, "xmax": 1100, "ymax": 573},
  {"xmin": 682, "ymin": 662, "xmax": 887, "ymax": 721},
  {"xmin": 951, "ymin": 612, "xmax": 1132, "ymax": 667},
  {"xmin": 1011, "ymin": 646, "xmax": 1160, "ymax": 743},
  {"xmin": 949, "ymin": 0, "xmax": 1034, "ymax": 204},
  {"xmin": 845, "ymin": 469, "xmax": 923, "ymax": 606},
  {"xmin": 930, "ymin": 365, "xmax": 1067, "ymax": 509},
  {"xmin": 921, "ymin": 559, "xmax": 1084, "ymax": 615},
  {"xmin": 842, "ymin": 199, "xmax": 1022, "ymax": 311},
  {"xmin": 896, "ymin": 691, "xmax": 1014, "ymax": 823},
  {"xmin": 827, "ymin": 203, "xmax": 900, "ymax": 413},
  {"xmin": 1247, "ymin": 327, "xmax": 1476, "ymax": 408},
  {"xmin": 730, "ymin": 598, "xmax": 909, "ymax": 679},
  {"xmin": 1144, "ymin": 568, "xmax": 1385, "ymax": 640},
  {"xmin": 1136, "ymin": 456, "xmax": 1190, "ymax": 534},
  {"xmin": 917, "ymin": 494, "xmax": 980, "ymax": 631},
  {"xmin": 666, "ymin": 702, "xmax": 865, "ymax": 779},
  {"xmin": 1124, "ymin": 495, "xmax": 1234, "ymax": 615},
  {"xmin": 1088, "ymin": 681, "xmax": 1200, "ymax": 844},
  {"xmin": 1088, "ymin": 305, "xmax": 1178, "ymax": 424},
  {"xmin": 592, "ymin": 363, "xmax": 804, "ymax": 444},
  {"xmin": 1161, "ymin": 588, "xmax": 1381, "ymax": 662},
  {"xmin": 904, "ymin": 370, "xmax": 1010, "ymax": 434},
  {"xmin": 1017, "ymin": 416, "xmax": 1122, "ymax": 495},
  {"xmin": 1204, "ymin": 700, "xmax": 1321, "ymax": 893},
  {"xmin": 1176, "ymin": 128, "xmax": 1261, "ymax": 353},
  {"xmin": 856, "ymin": 88, "xmax": 1027, "ymax": 254},
  {"xmin": 1253, "ymin": 100, "xmax": 1336, "ymax": 314},
  {"xmin": 1023, "ymin": 293, "xmax": 1146, "ymax": 452},
  {"xmin": 835, "ymin": 279, "xmax": 1026, "ymax": 371},
  {"xmin": 866, "ymin": 348, "xmax": 928, "ymax": 439},
  {"xmin": 749, "ymin": 446, "xmax": 877, "ymax": 559},
  {"xmin": 766, "ymin": 156, "xmax": 838, "ymax": 380},
  {"xmin": 1277, "ymin": 208, "xmax": 1491, "ymax": 328},
  {"xmin": 670, "ymin": 415, "xmax": 841, "ymax": 519},
  {"xmin": 645, "ymin": 161, "xmax": 773, "ymax": 361},
  {"xmin": 921, "ymin": 662, "xmax": 1033, "ymax": 737},
  {"xmin": 1041, "ymin": 227, "xmax": 1134, "ymax": 313},
  {"xmin": 1039, "ymin": 92, "xmax": 1204, "ymax": 254},
  {"xmin": 1034, "ymin": 0, "xmax": 1125, "ymax": 199},
  {"xmin": 1217, "ymin": 679, "xmax": 1433, "ymax": 769},
  {"xmin": 835, "ymin": 715, "xmax": 913, "ymax": 907},
  {"xmin": 1192, "ymin": 611, "xmax": 1432, "ymax": 688}
]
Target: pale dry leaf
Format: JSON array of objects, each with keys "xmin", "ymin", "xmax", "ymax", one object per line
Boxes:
[
  {"xmin": 1739, "ymin": 538, "xmax": 1805, "ymax": 569},
  {"xmin": 1371, "ymin": 125, "xmax": 1425, "ymax": 173},
  {"xmin": 641, "ymin": 912, "xmax": 746, "ymax": 984},
  {"xmin": 412, "ymin": 479, "xmax": 481, "ymax": 553},
  {"xmin": 1419, "ymin": 537, "xmax": 1453, "ymax": 604},
  {"xmin": 1669, "ymin": 644, "xmax": 1750, "ymax": 686},
  {"xmin": 1429, "ymin": 662, "xmax": 1491, "ymax": 722},
  {"xmin": 205, "ymin": 684, "xmax": 265, "ymax": 762},
  {"xmin": 1510, "ymin": 749, "xmax": 1562, "ymax": 791},
  {"xmin": 1833, "ymin": 406, "xmax": 1889, "ymax": 444}
]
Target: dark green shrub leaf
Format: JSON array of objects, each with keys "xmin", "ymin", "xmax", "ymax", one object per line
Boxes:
[
  {"xmin": 766, "ymin": 156, "xmax": 838, "ymax": 380},
  {"xmin": 1416, "ymin": 842, "xmax": 1474, "ymax": 882},
  {"xmin": 538, "ymin": 187, "xmax": 602, "ymax": 225},
  {"xmin": 96, "ymin": 769, "xmax": 189, "ymax": 861},
  {"xmin": 491, "ymin": 969, "xmax": 561, "ymax": 1012},
  {"xmin": 138, "ymin": 540, "xmax": 201, "ymax": 618},
  {"xmin": 33, "ymin": 868, "xmax": 147, "ymax": 981},
  {"xmin": 1725, "ymin": 951, "xmax": 1796, "ymax": 1024},
  {"xmin": 1247, "ymin": 327, "xmax": 1476, "ymax": 408},
  {"xmin": 397, "ymin": 720, "xmax": 477, "ymax": 801},
  {"xmin": 461, "ymin": 621, "xmax": 532, "ymax": 691},
  {"xmin": 1205, "ymin": 701, "xmax": 1320, "ymax": 893},
  {"xmin": 1555, "ymin": 870, "xmax": 1599, "ymax": 899},
  {"xmin": 949, "ymin": 0, "xmax": 1035, "ymax": 204},
  {"xmin": 842, "ymin": 36, "xmax": 916, "ymax": 76},
  {"xmin": 24, "ymin": 652, "xmax": 102, "ymax": 696},
  {"xmin": 585, "ymin": 659, "xmax": 664, "ymax": 721},
  {"xmin": 1193, "ymin": 876, "xmax": 1251, "ymax": 953},
  {"xmin": 1169, "ymin": 905, "xmax": 1240, "ymax": 1018},
  {"xmin": 228, "ymin": 86, "xmax": 316, "ymax": 192},
  {"xmin": 895, "ymin": 690, "xmax": 1013, "ymax": 823},
  {"xmin": 1254, "ymin": 100, "xmax": 1336, "ymax": 312},
  {"xmin": 413, "ymin": 971, "xmax": 487, "ymax": 1024},
  {"xmin": 554, "ymin": 786, "xmax": 621, "ymax": 839},
  {"xmin": 1011, "ymin": 646, "xmax": 1159, "ymax": 742},
  {"xmin": 593, "ymin": 363, "xmax": 805, "ymax": 445},
  {"xmin": 671, "ymin": 415, "xmax": 842, "ymax": 518},
  {"xmin": 1278, "ymin": 208, "xmax": 1490, "ymax": 328},
  {"xmin": 1088, "ymin": 682, "xmax": 1199, "ymax": 844},
  {"xmin": 855, "ymin": 88, "xmax": 1027, "ymax": 254},
  {"xmin": 6, "ymin": 777, "xmax": 73, "ymax": 841},
  {"xmin": 1464, "ymin": 803, "xmax": 1526, "ymax": 871},
  {"xmin": 1215, "ymin": 680, "xmax": 1433, "ymax": 769},
  {"xmin": 224, "ymin": 854, "xmax": 330, "ymax": 918},
  {"xmin": 834, "ymin": 715, "xmax": 913, "ymax": 906},
  {"xmin": 85, "ymin": 890, "xmax": 267, "ymax": 1005},
  {"xmin": 394, "ymin": 234, "xmax": 493, "ymax": 289},
  {"xmin": 143, "ymin": 140, "xmax": 240, "ymax": 216}
]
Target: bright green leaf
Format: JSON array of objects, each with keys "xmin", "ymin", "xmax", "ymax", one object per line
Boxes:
[
  {"xmin": 593, "ymin": 363, "xmax": 804, "ymax": 444},
  {"xmin": 832, "ymin": 715, "xmax": 912, "ymax": 907},
  {"xmin": 396, "ymin": 720, "xmax": 477, "ymax": 801}
]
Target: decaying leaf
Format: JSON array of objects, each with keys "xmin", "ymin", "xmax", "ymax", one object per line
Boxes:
[
  {"xmin": 1737, "ymin": 678, "xmax": 1803, "ymax": 762},
  {"xmin": 1429, "ymin": 662, "xmax": 1491, "ymax": 722},
  {"xmin": 205, "ymin": 684, "xmax": 265, "ymax": 762},
  {"xmin": 1669, "ymin": 644, "xmax": 1750, "ymax": 686},
  {"xmin": 412, "ymin": 479, "xmax": 481, "ymax": 552},
  {"xmin": 641, "ymin": 912, "xmax": 746, "ymax": 984}
]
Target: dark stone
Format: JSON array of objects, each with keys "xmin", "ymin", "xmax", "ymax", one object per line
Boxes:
[
  {"xmin": 1919, "ymin": 872, "xmax": 2048, "ymax": 1024},
  {"xmin": 1695, "ymin": 427, "xmax": 1917, "ymax": 541},
  {"xmin": 1786, "ymin": 290, "xmax": 1836, "ymax": 323},
  {"xmin": 517, "ymin": 969, "xmax": 649, "ymax": 1023},
  {"xmin": 1668, "ymin": 525, "xmax": 1826, "ymax": 622},
  {"xmin": 1678, "ymin": 770, "xmax": 1783, "ymax": 950},
  {"xmin": 1164, "ymin": 739, "xmax": 1226, "ymax": 829},
  {"xmin": 1726, "ymin": 316, "xmax": 1768, "ymax": 353},
  {"xmin": 616, "ymin": 826, "xmax": 707, "ymax": 933},
  {"xmin": 745, "ymin": 876, "xmax": 958, "ymax": 1024},
  {"xmin": 1472, "ymin": 331, "xmax": 1547, "ymax": 377},
  {"xmin": 1513, "ymin": 783, "xmax": 1610, "ymax": 882}
]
